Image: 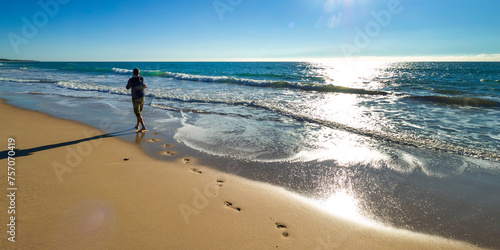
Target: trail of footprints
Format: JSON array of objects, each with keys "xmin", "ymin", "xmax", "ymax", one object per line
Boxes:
[
  {"xmin": 143, "ymin": 134, "xmax": 290, "ymax": 239},
  {"xmin": 196, "ymin": 173, "xmax": 291, "ymax": 238},
  {"xmin": 140, "ymin": 135, "xmax": 199, "ymax": 177}
]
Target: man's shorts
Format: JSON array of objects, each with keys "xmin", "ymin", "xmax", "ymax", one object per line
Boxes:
[{"xmin": 132, "ymin": 98, "xmax": 145, "ymax": 117}]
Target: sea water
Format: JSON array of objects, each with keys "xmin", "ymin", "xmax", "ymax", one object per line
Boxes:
[{"xmin": 1, "ymin": 61, "xmax": 499, "ymax": 247}]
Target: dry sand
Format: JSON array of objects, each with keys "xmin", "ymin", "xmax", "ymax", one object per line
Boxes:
[{"xmin": 0, "ymin": 100, "xmax": 478, "ymax": 249}]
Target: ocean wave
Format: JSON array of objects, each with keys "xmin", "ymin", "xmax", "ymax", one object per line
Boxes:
[
  {"xmin": 112, "ymin": 67, "xmax": 165, "ymax": 77},
  {"xmin": 52, "ymin": 80, "xmax": 245, "ymax": 106},
  {"xmin": 234, "ymin": 72, "xmax": 326, "ymax": 82},
  {"xmin": 161, "ymin": 71, "xmax": 390, "ymax": 95},
  {"xmin": 235, "ymin": 72, "xmax": 288, "ymax": 78},
  {"xmin": 53, "ymin": 81, "xmax": 129, "ymax": 96},
  {"xmin": 28, "ymin": 92, "xmax": 95, "ymax": 99},
  {"xmin": 268, "ymin": 108, "xmax": 500, "ymax": 162},
  {"xmin": 110, "ymin": 67, "xmax": 388, "ymax": 95},
  {"xmin": 433, "ymin": 89, "xmax": 467, "ymax": 95},
  {"xmin": 406, "ymin": 95, "xmax": 500, "ymax": 108},
  {"xmin": 112, "ymin": 68, "xmax": 133, "ymax": 74},
  {"xmin": 112, "ymin": 68, "xmax": 170, "ymax": 77},
  {"xmin": 0, "ymin": 77, "xmax": 57, "ymax": 83},
  {"xmin": 151, "ymin": 103, "xmax": 256, "ymax": 119},
  {"xmin": 480, "ymin": 79, "xmax": 500, "ymax": 82}
]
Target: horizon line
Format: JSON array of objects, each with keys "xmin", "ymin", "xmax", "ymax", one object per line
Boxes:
[{"xmin": 4, "ymin": 54, "xmax": 500, "ymax": 63}]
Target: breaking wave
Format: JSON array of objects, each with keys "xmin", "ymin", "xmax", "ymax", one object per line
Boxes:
[
  {"xmin": 111, "ymin": 67, "xmax": 389, "ymax": 95},
  {"xmin": 0, "ymin": 78, "xmax": 58, "ymax": 83}
]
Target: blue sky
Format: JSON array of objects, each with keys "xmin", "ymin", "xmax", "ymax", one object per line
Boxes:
[{"xmin": 1, "ymin": 0, "xmax": 499, "ymax": 61}]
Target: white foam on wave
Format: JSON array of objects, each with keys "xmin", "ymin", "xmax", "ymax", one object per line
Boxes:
[
  {"xmin": 54, "ymin": 81, "xmax": 128, "ymax": 96},
  {"xmin": 163, "ymin": 71, "xmax": 274, "ymax": 86},
  {"xmin": 156, "ymin": 70, "xmax": 387, "ymax": 95},
  {"xmin": 480, "ymin": 79, "xmax": 500, "ymax": 82},
  {"xmin": 111, "ymin": 67, "xmax": 286, "ymax": 87},
  {"xmin": 112, "ymin": 68, "xmax": 133, "ymax": 74},
  {"xmin": 0, "ymin": 77, "xmax": 49, "ymax": 83},
  {"xmin": 52, "ymin": 79, "xmax": 232, "ymax": 106},
  {"xmin": 110, "ymin": 67, "xmax": 383, "ymax": 96},
  {"xmin": 173, "ymin": 111, "xmax": 305, "ymax": 162}
]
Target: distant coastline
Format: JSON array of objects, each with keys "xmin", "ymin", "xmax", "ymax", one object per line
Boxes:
[{"xmin": 0, "ymin": 58, "xmax": 39, "ymax": 62}]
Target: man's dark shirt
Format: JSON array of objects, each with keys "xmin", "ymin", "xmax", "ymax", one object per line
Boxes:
[{"xmin": 126, "ymin": 76, "xmax": 146, "ymax": 100}]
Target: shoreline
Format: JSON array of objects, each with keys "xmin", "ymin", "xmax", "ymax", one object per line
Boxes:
[{"xmin": 0, "ymin": 99, "xmax": 478, "ymax": 249}]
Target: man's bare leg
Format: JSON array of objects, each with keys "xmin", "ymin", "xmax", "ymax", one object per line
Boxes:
[
  {"xmin": 135, "ymin": 116, "xmax": 140, "ymax": 130},
  {"xmin": 138, "ymin": 115, "xmax": 146, "ymax": 131}
]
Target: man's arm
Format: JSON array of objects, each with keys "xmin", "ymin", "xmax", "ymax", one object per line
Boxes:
[{"xmin": 126, "ymin": 79, "xmax": 132, "ymax": 89}]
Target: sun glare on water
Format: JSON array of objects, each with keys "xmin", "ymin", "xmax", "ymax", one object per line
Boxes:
[
  {"xmin": 309, "ymin": 60, "xmax": 389, "ymax": 89},
  {"xmin": 320, "ymin": 190, "xmax": 374, "ymax": 225}
]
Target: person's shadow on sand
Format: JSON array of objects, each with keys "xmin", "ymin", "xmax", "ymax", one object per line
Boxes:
[{"xmin": 0, "ymin": 129, "xmax": 136, "ymax": 160}]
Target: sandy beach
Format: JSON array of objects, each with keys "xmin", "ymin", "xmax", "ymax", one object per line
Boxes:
[{"xmin": 0, "ymin": 99, "xmax": 478, "ymax": 249}]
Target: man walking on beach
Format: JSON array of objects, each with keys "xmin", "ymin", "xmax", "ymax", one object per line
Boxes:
[{"xmin": 126, "ymin": 68, "xmax": 147, "ymax": 132}]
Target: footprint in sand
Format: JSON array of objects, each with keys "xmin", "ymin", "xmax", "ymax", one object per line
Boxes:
[
  {"xmin": 145, "ymin": 138, "xmax": 163, "ymax": 143},
  {"xmin": 190, "ymin": 168, "xmax": 202, "ymax": 174},
  {"xmin": 183, "ymin": 158, "xmax": 190, "ymax": 164},
  {"xmin": 123, "ymin": 158, "xmax": 130, "ymax": 161},
  {"xmin": 162, "ymin": 143, "xmax": 174, "ymax": 148},
  {"xmin": 275, "ymin": 223, "xmax": 289, "ymax": 237},
  {"xmin": 151, "ymin": 132, "xmax": 161, "ymax": 135},
  {"xmin": 224, "ymin": 201, "xmax": 241, "ymax": 211},
  {"xmin": 159, "ymin": 150, "xmax": 176, "ymax": 156},
  {"xmin": 217, "ymin": 179, "xmax": 224, "ymax": 187}
]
